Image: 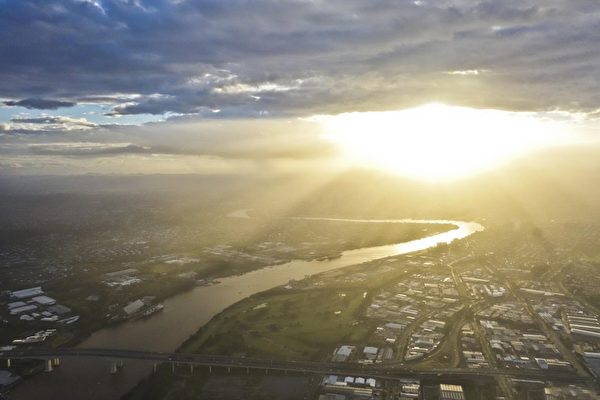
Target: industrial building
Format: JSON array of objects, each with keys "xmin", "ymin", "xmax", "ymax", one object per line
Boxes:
[
  {"xmin": 9, "ymin": 287, "xmax": 44, "ymax": 300},
  {"xmin": 439, "ymin": 384, "xmax": 465, "ymax": 400}
]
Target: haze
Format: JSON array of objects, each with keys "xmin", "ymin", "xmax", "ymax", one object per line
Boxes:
[{"xmin": 2, "ymin": 2, "xmax": 600, "ymax": 400}]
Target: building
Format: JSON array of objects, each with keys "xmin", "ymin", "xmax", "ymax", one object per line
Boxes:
[
  {"xmin": 32, "ymin": 295, "xmax": 57, "ymax": 306},
  {"xmin": 7, "ymin": 301, "xmax": 27, "ymax": 309},
  {"xmin": 104, "ymin": 269, "xmax": 141, "ymax": 287},
  {"xmin": 439, "ymin": 384, "xmax": 465, "ymax": 400},
  {"xmin": 10, "ymin": 287, "xmax": 44, "ymax": 299},
  {"xmin": 363, "ymin": 346, "xmax": 378, "ymax": 360},
  {"xmin": 48, "ymin": 304, "xmax": 72, "ymax": 315},
  {"xmin": 320, "ymin": 375, "xmax": 376, "ymax": 399},
  {"xmin": 544, "ymin": 385, "xmax": 600, "ymax": 399},
  {"xmin": 571, "ymin": 328, "xmax": 600, "ymax": 340},
  {"xmin": 399, "ymin": 380, "xmax": 420, "ymax": 399},
  {"xmin": 332, "ymin": 345, "xmax": 355, "ymax": 362},
  {"xmin": 123, "ymin": 299, "xmax": 145, "ymax": 315},
  {"xmin": 9, "ymin": 304, "xmax": 38, "ymax": 315}
]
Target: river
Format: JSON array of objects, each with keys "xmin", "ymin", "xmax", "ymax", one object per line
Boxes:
[{"xmin": 10, "ymin": 218, "xmax": 483, "ymax": 400}]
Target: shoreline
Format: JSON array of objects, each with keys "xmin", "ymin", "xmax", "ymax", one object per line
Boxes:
[
  {"xmin": 25, "ymin": 221, "xmax": 458, "ymax": 347},
  {"xmin": 8, "ymin": 219, "xmax": 481, "ymax": 400}
]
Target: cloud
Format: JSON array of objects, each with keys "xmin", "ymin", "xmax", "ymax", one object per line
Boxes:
[
  {"xmin": 118, "ymin": 117, "xmax": 337, "ymax": 160},
  {"xmin": 11, "ymin": 116, "xmax": 95, "ymax": 126},
  {"xmin": 27, "ymin": 142, "xmax": 150, "ymax": 156},
  {"xmin": 0, "ymin": 0, "xmax": 598, "ymax": 120},
  {"xmin": 3, "ymin": 98, "xmax": 76, "ymax": 110},
  {"xmin": 445, "ymin": 69, "xmax": 487, "ymax": 76},
  {"xmin": 0, "ymin": 116, "xmax": 335, "ymax": 161},
  {"xmin": 6, "ymin": 116, "xmax": 98, "ymax": 133},
  {"xmin": 0, "ymin": 0, "xmax": 599, "ymax": 178},
  {"xmin": 213, "ymin": 82, "xmax": 299, "ymax": 95}
]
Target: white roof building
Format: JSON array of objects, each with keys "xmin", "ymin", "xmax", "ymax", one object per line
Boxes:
[
  {"xmin": 332, "ymin": 345, "xmax": 355, "ymax": 362},
  {"xmin": 337, "ymin": 345, "xmax": 354, "ymax": 356},
  {"xmin": 571, "ymin": 328, "xmax": 600, "ymax": 339},
  {"xmin": 440, "ymin": 384, "xmax": 465, "ymax": 400},
  {"xmin": 123, "ymin": 299, "xmax": 145, "ymax": 315},
  {"xmin": 32, "ymin": 296, "xmax": 57, "ymax": 306},
  {"xmin": 9, "ymin": 304, "xmax": 38, "ymax": 315},
  {"xmin": 10, "ymin": 287, "xmax": 44, "ymax": 299},
  {"xmin": 7, "ymin": 301, "xmax": 27, "ymax": 309}
]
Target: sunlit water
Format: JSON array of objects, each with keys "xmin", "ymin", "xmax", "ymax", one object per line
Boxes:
[{"xmin": 10, "ymin": 218, "xmax": 483, "ymax": 400}]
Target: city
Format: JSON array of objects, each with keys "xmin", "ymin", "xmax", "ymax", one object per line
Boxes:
[
  {"xmin": 3, "ymin": 200, "xmax": 600, "ymax": 398},
  {"xmin": 2, "ymin": 0, "xmax": 600, "ymax": 399}
]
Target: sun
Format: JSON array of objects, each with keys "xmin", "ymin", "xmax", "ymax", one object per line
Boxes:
[{"xmin": 314, "ymin": 103, "xmax": 568, "ymax": 182}]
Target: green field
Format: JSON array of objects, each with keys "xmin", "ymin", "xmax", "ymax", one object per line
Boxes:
[{"xmin": 184, "ymin": 288, "xmax": 374, "ymax": 360}]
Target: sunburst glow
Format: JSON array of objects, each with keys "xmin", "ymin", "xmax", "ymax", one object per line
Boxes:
[{"xmin": 315, "ymin": 104, "xmax": 570, "ymax": 181}]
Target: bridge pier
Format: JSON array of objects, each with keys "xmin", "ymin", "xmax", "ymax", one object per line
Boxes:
[
  {"xmin": 5, "ymin": 359, "xmax": 10, "ymax": 368},
  {"xmin": 109, "ymin": 360, "xmax": 124, "ymax": 374},
  {"xmin": 227, "ymin": 367, "xmax": 230, "ymax": 373},
  {"xmin": 190, "ymin": 364, "xmax": 194, "ymax": 374},
  {"xmin": 45, "ymin": 359, "xmax": 53, "ymax": 372},
  {"xmin": 53, "ymin": 358, "xmax": 61, "ymax": 367},
  {"xmin": 209, "ymin": 365, "xmax": 212, "ymax": 374},
  {"xmin": 153, "ymin": 363, "xmax": 157, "ymax": 373}
]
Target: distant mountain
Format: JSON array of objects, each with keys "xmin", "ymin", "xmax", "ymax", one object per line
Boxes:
[{"xmin": 285, "ymin": 142, "xmax": 600, "ymax": 222}]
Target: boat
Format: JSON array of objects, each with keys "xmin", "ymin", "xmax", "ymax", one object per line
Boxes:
[{"xmin": 138, "ymin": 303, "xmax": 164, "ymax": 319}]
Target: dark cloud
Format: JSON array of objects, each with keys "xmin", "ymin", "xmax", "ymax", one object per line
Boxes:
[
  {"xmin": 4, "ymin": 115, "xmax": 98, "ymax": 134},
  {"xmin": 0, "ymin": 0, "xmax": 598, "ymax": 119},
  {"xmin": 3, "ymin": 98, "xmax": 76, "ymax": 110},
  {"xmin": 10, "ymin": 116, "xmax": 95, "ymax": 127}
]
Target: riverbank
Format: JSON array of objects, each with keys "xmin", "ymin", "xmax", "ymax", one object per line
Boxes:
[
  {"xmin": 8, "ymin": 219, "xmax": 482, "ymax": 400},
  {"xmin": 1, "ymin": 220, "xmax": 454, "ymax": 348},
  {"xmin": 122, "ymin": 251, "xmax": 437, "ymax": 400}
]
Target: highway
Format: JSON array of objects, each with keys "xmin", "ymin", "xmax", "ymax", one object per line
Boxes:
[{"xmin": 0, "ymin": 347, "xmax": 592, "ymax": 383}]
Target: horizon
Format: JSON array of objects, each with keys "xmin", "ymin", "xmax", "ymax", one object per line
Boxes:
[{"xmin": 1, "ymin": 1, "xmax": 600, "ymax": 181}]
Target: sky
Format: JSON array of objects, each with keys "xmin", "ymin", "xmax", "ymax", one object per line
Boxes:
[{"xmin": 0, "ymin": 0, "xmax": 599, "ymax": 176}]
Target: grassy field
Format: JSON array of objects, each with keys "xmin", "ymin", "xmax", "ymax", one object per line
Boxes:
[{"xmin": 183, "ymin": 287, "xmax": 374, "ymax": 360}]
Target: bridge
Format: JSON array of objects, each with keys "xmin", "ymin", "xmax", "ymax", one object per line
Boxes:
[{"xmin": 0, "ymin": 347, "xmax": 593, "ymax": 383}]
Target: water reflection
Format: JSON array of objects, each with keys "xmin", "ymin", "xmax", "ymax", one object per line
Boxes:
[{"xmin": 11, "ymin": 219, "xmax": 483, "ymax": 400}]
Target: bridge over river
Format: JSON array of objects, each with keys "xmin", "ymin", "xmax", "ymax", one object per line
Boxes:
[{"xmin": 1, "ymin": 347, "xmax": 592, "ymax": 384}]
